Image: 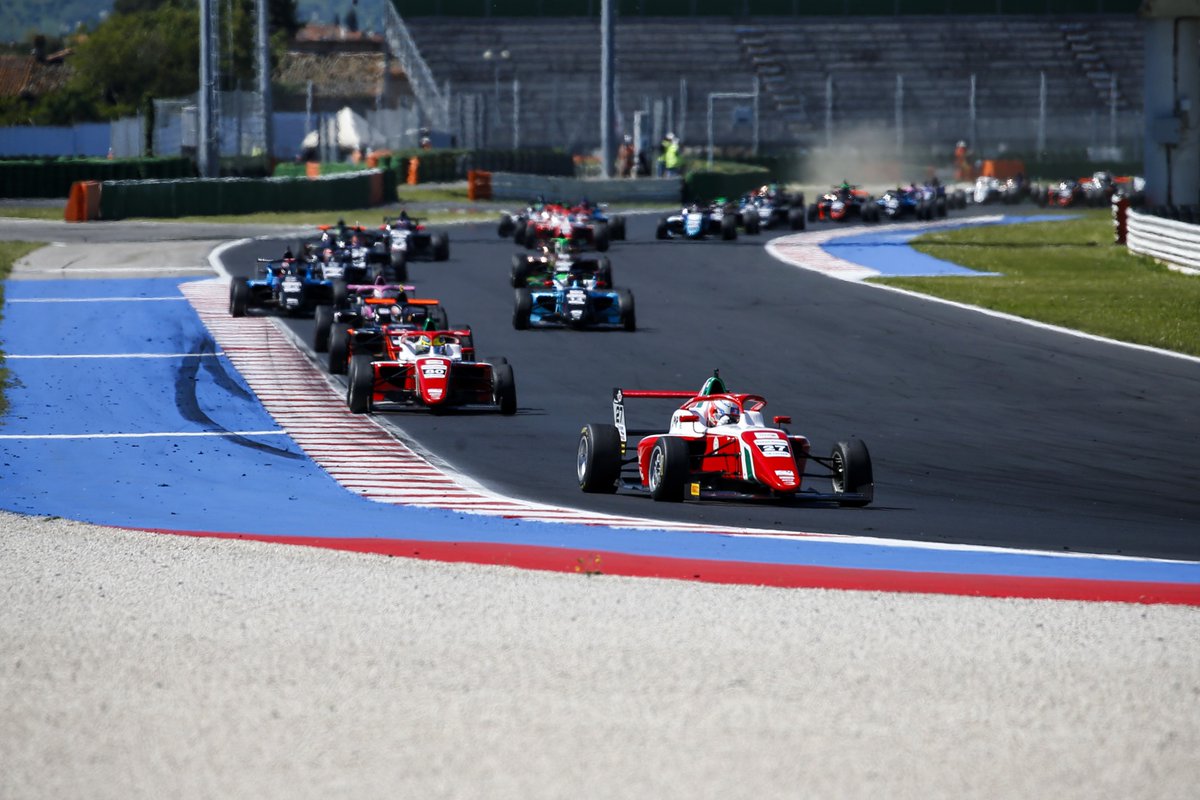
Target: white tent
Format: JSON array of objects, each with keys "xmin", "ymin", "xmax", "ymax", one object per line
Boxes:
[{"xmin": 301, "ymin": 107, "xmax": 387, "ymax": 152}]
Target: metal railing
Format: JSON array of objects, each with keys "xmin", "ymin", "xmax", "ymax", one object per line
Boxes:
[
  {"xmin": 1125, "ymin": 208, "xmax": 1200, "ymax": 273},
  {"xmin": 383, "ymin": 3, "xmax": 450, "ymax": 132}
]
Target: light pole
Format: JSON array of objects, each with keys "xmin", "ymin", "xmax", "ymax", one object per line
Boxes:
[{"xmin": 482, "ymin": 48, "xmax": 510, "ymax": 132}]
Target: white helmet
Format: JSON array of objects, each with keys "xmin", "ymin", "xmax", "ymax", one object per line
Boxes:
[{"xmin": 705, "ymin": 399, "xmax": 739, "ymax": 427}]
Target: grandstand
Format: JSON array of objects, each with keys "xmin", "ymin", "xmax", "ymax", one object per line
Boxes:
[{"xmin": 388, "ymin": 2, "xmax": 1144, "ymax": 160}]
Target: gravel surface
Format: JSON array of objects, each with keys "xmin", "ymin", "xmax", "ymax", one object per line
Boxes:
[
  {"xmin": 1, "ymin": 512, "xmax": 1197, "ymax": 800},
  {"xmin": 3, "ymin": 230, "xmax": 1198, "ymax": 799}
]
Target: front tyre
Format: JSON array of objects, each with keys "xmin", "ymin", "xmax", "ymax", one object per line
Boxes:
[
  {"xmin": 578, "ymin": 424, "xmax": 622, "ymax": 493},
  {"xmin": 328, "ymin": 323, "xmax": 351, "ymax": 374},
  {"xmin": 648, "ymin": 437, "xmax": 689, "ymax": 502},
  {"xmin": 513, "ymin": 288, "xmax": 533, "ymax": 330},
  {"xmin": 346, "ymin": 355, "xmax": 374, "ymax": 413},
  {"xmin": 313, "ymin": 304, "xmax": 334, "ymax": 352},
  {"xmin": 832, "ymin": 439, "xmax": 874, "ymax": 507},
  {"xmin": 616, "ymin": 288, "xmax": 636, "ymax": 332}
]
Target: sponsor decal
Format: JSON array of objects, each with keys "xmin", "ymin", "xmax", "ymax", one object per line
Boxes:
[
  {"xmin": 690, "ymin": 482, "xmax": 701, "ymax": 497},
  {"xmin": 427, "ymin": 388, "xmax": 443, "ymax": 399},
  {"xmin": 420, "ymin": 360, "xmax": 448, "ymax": 378},
  {"xmin": 774, "ymin": 469, "xmax": 797, "ymax": 485},
  {"xmin": 757, "ymin": 442, "xmax": 791, "ymax": 458}
]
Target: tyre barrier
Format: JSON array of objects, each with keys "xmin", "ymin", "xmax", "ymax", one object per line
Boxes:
[{"xmin": 1122, "ymin": 203, "xmax": 1200, "ymax": 273}]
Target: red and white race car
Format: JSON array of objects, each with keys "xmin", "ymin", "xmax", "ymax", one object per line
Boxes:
[
  {"xmin": 576, "ymin": 373, "xmax": 873, "ymax": 505},
  {"xmin": 346, "ymin": 328, "xmax": 516, "ymax": 415}
]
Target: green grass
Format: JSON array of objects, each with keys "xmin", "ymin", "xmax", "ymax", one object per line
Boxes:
[
  {"xmin": 0, "ymin": 242, "xmax": 47, "ymax": 416},
  {"xmin": 876, "ymin": 210, "xmax": 1200, "ymax": 357},
  {"xmin": 0, "ymin": 206, "xmax": 65, "ymax": 220}
]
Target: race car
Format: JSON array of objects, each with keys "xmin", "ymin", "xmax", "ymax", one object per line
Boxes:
[
  {"xmin": 875, "ymin": 184, "xmax": 947, "ymax": 221},
  {"xmin": 229, "ymin": 255, "xmax": 333, "ymax": 318},
  {"xmin": 655, "ymin": 202, "xmax": 739, "ymax": 240},
  {"xmin": 512, "ymin": 261, "xmax": 634, "ymax": 331},
  {"xmin": 576, "ymin": 371, "xmax": 873, "ymax": 506},
  {"xmin": 971, "ymin": 176, "xmax": 1025, "ymax": 205},
  {"xmin": 346, "ymin": 328, "xmax": 517, "ymax": 416},
  {"xmin": 807, "ymin": 183, "xmax": 880, "ymax": 223},
  {"xmin": 303, "ymin": 222, "xmax": 391, "ymax": 282},
  {"xmin": 319, "ymin": 284, "xmax": 450, "ymax": 375},
  {"xmin": 502, "ymin": 199, "xmax": 626, "ymax": 246},
  {"xmin": 510, "ymin": 237, "xmax": 612, "ymax": 288},
  {"xmin": 520, "ymin": 203, "xmax": 612, "ymax": 252},
  {"xmin": 737, "ymin": 185, "xmax": 806, "ymax": 231},
  {"xmin": 383, "ymin": 214, "xmax": 450, "ymax": 269}
]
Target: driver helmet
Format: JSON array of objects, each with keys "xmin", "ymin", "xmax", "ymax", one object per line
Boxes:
[
  {"xmin": 705, "ymin": 398, "xmax": 740, "ymax": 427},
  {"xmin": 411, "ymin": 335, "xmax": 431, "ymax": 354},
  {"xmin": 553, "ymin": 238, "xmax": 572, "ymax": 258}
]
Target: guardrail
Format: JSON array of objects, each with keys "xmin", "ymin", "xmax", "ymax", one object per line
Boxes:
[{"xmin": 1124, "ymin": 206, "xmax": 1200, "ymax": 273}]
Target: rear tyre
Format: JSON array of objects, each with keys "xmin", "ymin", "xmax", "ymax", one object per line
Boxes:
[
  {"xmin": 616, "ymin": 288, "xmax": 636, "ymax": 332},
  {"xmin": 720, "ymin": 215, "xmax": 737, "ymax": 240},
  {"xmin": 346, "ymin": 355, "xmax": 374, "ymax": 414},
  {"xmin": 594, "ymin": 223, "xmax": 610, "ymax": 252},
  {"xmin": 229, "ymin": 278, "xmax": 250, "ymax": 317},
  {"xmin": 744, "ymin": 214, "xmax": 760, "ymax": 235},
  {"xmin": 331, "ymin": 278, "xmax": 349, "ymax": 309},
  {"xmin": 493, "ymin": 362, "xmax": 517, "ymax": 415},
  {"xmin": 523, "ymin": 221, "xmax": 538, "ymax": 249},
  {"xmin": 513, "ymin": 288, "xmax": 532, "ymax": 330},
  {"xmin": 511, "ymin": 254, "xmax": 530, "ymax": 287},
  {"xmin": 313, "ymin": 305, "xmax": 334, "ymax": 352},
  {"xmin": 648, "ymin": 437, "xmax": 689, "ymax": 502},
  {"xmin": 807, "ymin": 203, "xmax": 819, "ymax": 223},
  {"xmin": 832, "ymin": 439, "xmax": 874, "ymax": 507},
  {"xmin": 431, "ymin": 305, "xmax": 450, "ymax": 330},
  {"xmin": 577, "ymin": 423, "xmax": 622, "ymax": 493},
  {"xmin": 788, "ymin": 206, "xmax": 806, "ymax": 230},
  {"xmin": 432, "ymin": 232, "xmax": 450, "ymax": 261},
  {"xmin": 328, "ymin": 323, "xmax": 350, "ymax": 374},
  {"xmin": 611, "ymin": 215, "xmax": 627, "ymax": 240},
  {"xmin": 498, "ymin": 214, "xmax": 515, "ymax": 237},
  {"xmin": 655, "ymin": 219, "xmax": 669, "ymax": 240}
]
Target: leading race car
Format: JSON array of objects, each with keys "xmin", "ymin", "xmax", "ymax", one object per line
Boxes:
[
  {"xmin": 576, "ymin": 372, "xmax": 873, "ymax": 505},
  {"xmin": 346, "ymin": 328, "xmax": 517, "ymax": 416},
  {"xmin": 737, "ymin": 184, "xmax": 806, "ymax": 231}
]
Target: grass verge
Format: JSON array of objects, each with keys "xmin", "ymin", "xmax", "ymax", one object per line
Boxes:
[
  {"xmin": 875, "ymin": 210, "xmax": 1200, "ymax": 357},
  {"xmin": 0, "ymin": 242, "xmax": 47, "ymax": 416}
]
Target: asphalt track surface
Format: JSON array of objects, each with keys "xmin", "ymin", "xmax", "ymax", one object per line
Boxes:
[{"xmin": 226, "ymin": 214, "xmax": 1200, "ymax": 563}]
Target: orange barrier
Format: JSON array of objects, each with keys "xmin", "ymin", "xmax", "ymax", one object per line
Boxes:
[
  {"xmin": 305, "ymin": 161, "xmax": 320, "ymax": 178},
  {"xmin": 981, "ymin": 159, "xmax": 1026, "ymax": 180},
  {"xmin": 407, "ymin": 157, "xmax": 420, "ymax": 185},
  {"xmin": 64, "ymin": 181, "xmax": 101, "ymax": 222},
  {"xmin": 467, "ymin": 169, "xmax": 492, "ymax": 201},
  {"xmin": 366, "ymin": 149, "xmax": 393, "ymax": 169}
]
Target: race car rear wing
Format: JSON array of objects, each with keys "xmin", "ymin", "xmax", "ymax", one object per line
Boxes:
[{"xmin": 612, "ymin": 388, "xmax": 697, "ymax": 447}]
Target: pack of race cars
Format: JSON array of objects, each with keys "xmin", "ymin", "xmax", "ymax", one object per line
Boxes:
[{"xmin": 219, "ymin": 172, "xmax": 1131, "ymax": 511}]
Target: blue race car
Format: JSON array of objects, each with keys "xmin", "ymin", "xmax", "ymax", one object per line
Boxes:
[
  {"xmin": 229, "ymin": 255, "xmax": 334, "ymax": 317},
  {"xmin": 512, "ymin": 261, "xmax": 635, "ymax": 331}
]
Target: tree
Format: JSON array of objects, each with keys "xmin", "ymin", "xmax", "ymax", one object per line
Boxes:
[{"xmin": 67, "ymin": 4, "xmax": 200, "ymax": 119}]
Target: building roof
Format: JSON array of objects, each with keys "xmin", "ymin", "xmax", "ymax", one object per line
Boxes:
[
  {"xmin": 0, "ymin": 49, "xmax": 72, "ymax": 100},
  {"xmin": 276, "ymin": 51, "xmax": 404, "ymax": 100}
]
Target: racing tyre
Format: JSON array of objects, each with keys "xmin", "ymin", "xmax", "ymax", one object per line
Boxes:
[
  {"xmin": 523, "ymin": 221, "xmax": 539, "ymax": 249},
  {"xmin": 720, "ymin": 215, "xmax": 737, "ymax": 240},
  {"xmin": 831, "ymin": 439, "xmax": 874, "ymax": 507},
  {"xmin": 512, "ymin": 288, "xmax": 532, "ymax": 330},
  {"xmin": 346, "ymin": 355, "xmax": 374, "ymax": 414},
  {"xmin": 616, "ymin": 288, "xmax": 636, "ymax": 332},
  {"xmin": 513, "ymin": 221, "xmax": 526, "ymax": 246},
  {"xmin": 328, "ymin": 323, "xmax": 351, "ymax": 374},
  {"xmin": 612, "ymin": 215, "xmax": 627, "ymax": 240},
  {"xmin": 936, "ymin": 197, "xmax": 948, "ymax": 218},
  {"xmin": 432, "ymin": 232, "xmax": 450, "ymax": 261},
  {"xmin": 744, "ymin": 214, "xmax": 760, "ymax": 235},
  {"xmin": 511, "ymin": 255, "xmax": 530, "ymax": 288},
  {"xmin": 432, "ymin": 305, "xmax": 450, "ymax": 330},
  {"xmin": 389, "ymin": 251, "xmax": 408, "ymax": 283},
  {"xmin": 493, "ymin": 362, "xmax": 517, "ymax": 415},
  {"xmin": 788, "ymin": 206, "xmax": 806, "ymax": 231},
  {"xmin": 807, "ymin": 203, "xmax": 819, "ymax": 223},
  {"xmin": 498, "ymin": 214, "xmax": 515, "ymax": 237},
  {"xmin": 331, "ymin": 279, "xmax": 349, "ymax": 309},
  {"xmin": 655, "ymin": 219, "xmax": 669, "ymax": 240},
  {"xmin": 594, "ymin": 223, "xmax": 610, "ymax": 252},
  {"xmin": 577, "ymin": 423, "xmax": 622, "ymax": 493},
  {"xmin": 313, "ymin": 305, "xmax": 334, "ymax": 352},
  {"xmin": 229, "ymin": 278, "xmax": 250, "ymax": 317},
  {"xmin": 597, "ymin": 257, "xmax": 613, "ymax": 287},
  {"xmin": 648, "ymin": 437, "xmax": 689, "ymax": 502}
]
